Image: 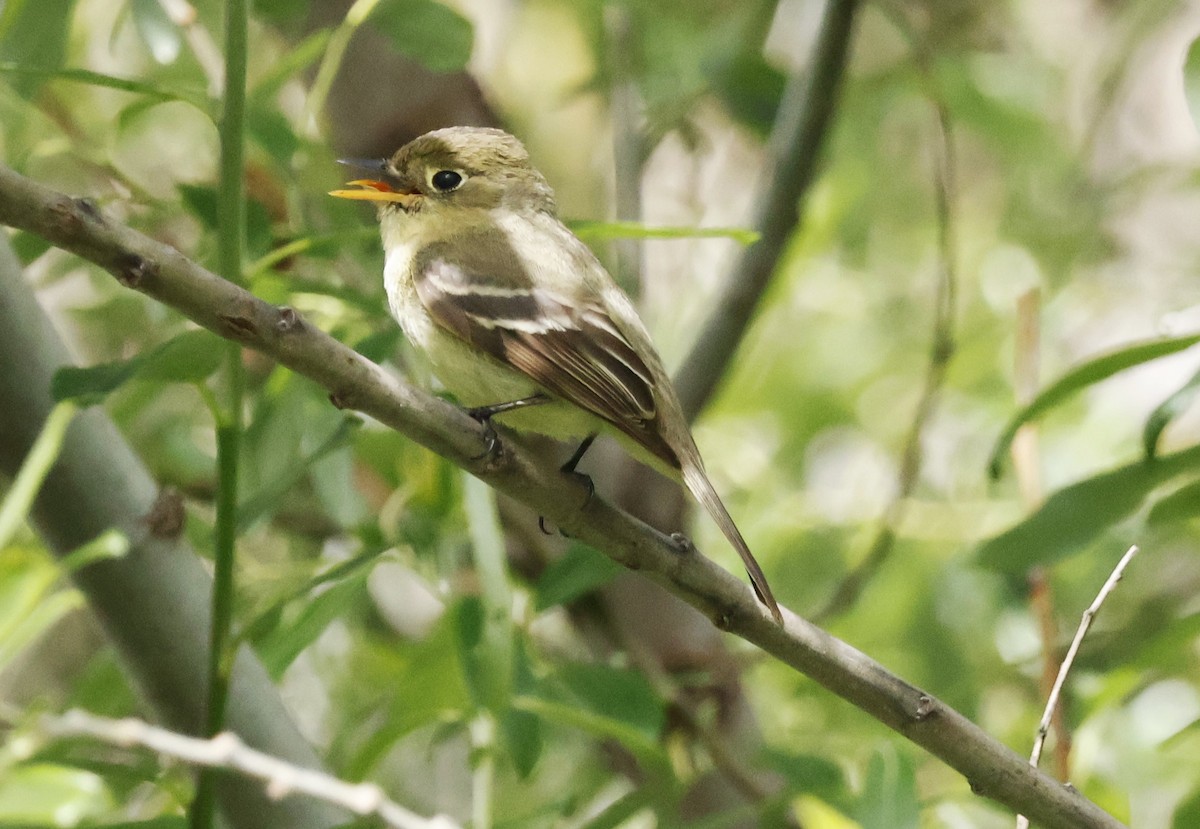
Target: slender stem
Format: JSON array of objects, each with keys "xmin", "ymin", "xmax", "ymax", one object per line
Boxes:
[
  {"xmin": 1015, "ymin": 545, "xmax": 1141, "ymax": 829},
  {"xmin": 0, "ymin": 402, "xmax": 76, "ymax": 550},
  {"xmin": 674, "ymin": 0, "xmax": 861, "ymax": 420},
  {"xmin": 192, "ymin": 0, "xmax": 248, "ymax": 825},
  {"xmin": 813, "ymin": 101, "xmax": 958, "ymax": 622},
  {"xmin": 470, "ymin": 713, "xmax": 496, "ymax": 829}
]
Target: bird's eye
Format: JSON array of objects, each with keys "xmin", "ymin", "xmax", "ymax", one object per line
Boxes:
[{"xmin": 431, "ymin": 170, "xmax": 465, "ymax": 192}]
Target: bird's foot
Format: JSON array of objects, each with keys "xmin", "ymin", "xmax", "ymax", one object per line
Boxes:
[
  {"xmin": 465, "ymin": 407, "xmax": 503, "ymax": 464},
  {"xmin": 537, "ymin": 444, "xmax": 597, "ymax": 537}
]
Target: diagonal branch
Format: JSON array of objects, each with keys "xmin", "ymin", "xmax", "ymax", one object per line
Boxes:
[
  {"xmin": 675, "ymin": 0, "xmax": 861, "ymax": 420},
  {"xmin": 0, "ymin": 164, "xmax": 1123, "ymax": 829}
]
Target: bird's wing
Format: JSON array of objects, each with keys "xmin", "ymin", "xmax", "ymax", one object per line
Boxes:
[{"xmin": 412, "ymin": 237, "xmax": 679, "ymax": 467}]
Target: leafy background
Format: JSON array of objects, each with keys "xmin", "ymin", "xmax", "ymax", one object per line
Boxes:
[{"xmin": 3, "ymin": 0, "xmax": 1200, "ymax": 827}]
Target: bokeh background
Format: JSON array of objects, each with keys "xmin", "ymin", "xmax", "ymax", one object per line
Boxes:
[{"xmin": 3, "ymin": 0, "xmax": 1200, "ymax": 827}]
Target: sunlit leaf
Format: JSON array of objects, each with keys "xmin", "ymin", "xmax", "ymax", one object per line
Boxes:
[
  {"xmin": 989, "ymin": 333, "xmax": 1200, "ymax": 478},
  {"xmin": 131, "ymin": 0, "xmax": 181, "ymax": 64},
  {"xmin": 368, "ymin": 0, "xmax": 474, "ymax": 74},
  {"xmin": 0, "ymin": 763, "xmax": 111, "ymax": 823},
  {"xmin": 977, "ymin": 444, "xmax": 1200, "ymax": 572}
]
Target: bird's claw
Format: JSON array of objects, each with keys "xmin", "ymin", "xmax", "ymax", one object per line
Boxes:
[{"xmin": 465, "ymin": 408, "xmax": 502, "ymax": 464}]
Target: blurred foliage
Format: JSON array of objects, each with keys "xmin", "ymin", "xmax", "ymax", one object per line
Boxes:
[{"xmin": 3, "ymin": 0, "xmax": 1200, "ymax": 827}]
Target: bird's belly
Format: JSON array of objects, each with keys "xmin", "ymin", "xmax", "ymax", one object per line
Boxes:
[{"xmin": 384, "ymin": 259, "xmax": 594, "ymax": 441}]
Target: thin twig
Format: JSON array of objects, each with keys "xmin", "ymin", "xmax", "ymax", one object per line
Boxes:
[
  {"xmin": 674, "ymin": 0, "xmax": 861, "ymax": 420},
  {"xmin": 1015, "ymin": 544, "xmax": 1141, "ymax": 829},
  {"xmin": 812, "ymin": 101, "xmax": 958, "ymax": 622},
  {"xmin": 37, "ymin": 710, "xmax": 460, "ymax": 829}
]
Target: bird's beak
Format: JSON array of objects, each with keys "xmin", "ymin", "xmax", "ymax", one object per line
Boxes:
[{"xmin": 328, "ymin": 158, "xmax": 419, "ymax": 205}]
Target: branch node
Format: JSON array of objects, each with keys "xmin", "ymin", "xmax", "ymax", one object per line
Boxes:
[
  {"xmin": 218, "ymin": 313, "xmax": 258, "ymax": 339},
  {"xmin": 73, "ymin": 196, "xmax": 103, "ymax": 223},
  {"xmin": 276, "ymin": 305, "xmax": 301, "ymax": 332},
  {"xmin": 115, "ymin": 253, "xmax": 158, "ymax": 288},
  {"xmin": 329, "ymin": 391, "xmax": 350, "ymax": 410},
  {"xmin": 143, "ymin": 487, "xmax": 186, "ymax": 539},
  {"xmin": 913, "ymin": 694, "xmax": 938, "ymax": 721},
  {"xmin": 669, "ymin": 532, "xmax": 695, "ymax": 554}
]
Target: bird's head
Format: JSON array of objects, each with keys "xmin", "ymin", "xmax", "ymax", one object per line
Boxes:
[{"xmin": 329, "ymin": 127, "xmax": 556, "ymax": 219}]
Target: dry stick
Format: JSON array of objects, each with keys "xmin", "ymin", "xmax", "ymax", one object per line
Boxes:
[
  {"xmin": 39, "ymin": 710, "xmax": 459, "ymax": 829},
  {"xmin": 1015, "ymin": 544, "xmax": 1141, "ymax": 829},
  {"xmin": 0, "ymin": 166, "xmax": 1125, "ymax": 829},
  {"xmin": 813, "ymin": 102, "xmax": 958, "ymax": 622},
  {"xmin": 674, "ymin": 0, "xmax": 860, "ymax": 420}
]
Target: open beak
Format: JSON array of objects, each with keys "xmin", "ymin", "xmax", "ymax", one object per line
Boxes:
[{"xmin": 328, "ymin": 159, "xmax": 419, "ymax": 205}]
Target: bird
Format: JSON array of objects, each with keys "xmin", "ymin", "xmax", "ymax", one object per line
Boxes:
[{"xmin": 330, "ymin": 126, "xmax": 782, "ymax": 624}]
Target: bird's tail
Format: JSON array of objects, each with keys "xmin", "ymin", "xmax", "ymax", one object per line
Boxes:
[{"xmin": 681, "ymin": 463, "xmax": 783, "ymax": 624}]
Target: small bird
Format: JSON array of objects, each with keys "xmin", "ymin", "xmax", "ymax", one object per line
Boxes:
[{"xmin": 330, "ymin": 126, "xmax": 782, "ymax": 623}]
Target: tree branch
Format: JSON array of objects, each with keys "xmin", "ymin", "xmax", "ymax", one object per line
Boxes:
[
  {"xmin": 37, "ymin": 710, "xmax": 460, "ymax": 829},
  {"xmin": 0, "ymin": 164, "xmax": 1124, "ymax": 829},
  {"xmin": 674, "ymin": 0, "xmax": 861, "ymax": 420}
]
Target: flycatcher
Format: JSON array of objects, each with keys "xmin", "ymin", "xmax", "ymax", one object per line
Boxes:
[{"xmin": 331, "ymin": 126, "xmax": 782, "ymax": 623}]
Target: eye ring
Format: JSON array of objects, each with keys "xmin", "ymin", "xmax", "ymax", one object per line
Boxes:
[{"xmin": 430, "ymin": 169, "xmax": 465, "ymax": 192}]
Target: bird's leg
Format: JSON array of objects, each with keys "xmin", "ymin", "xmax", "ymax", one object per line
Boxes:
[
  {"xmin": 538, "ymin": 433, "xmax": 598, "ymax": 536},
  {"xmin": 464, "ymin": 393, "xmax": 550, "ymax": 461}
]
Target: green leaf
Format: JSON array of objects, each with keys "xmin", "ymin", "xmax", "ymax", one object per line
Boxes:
[
  {"xmin": 0, "ymin": 763, "xmax": 111, "ymax": 823},
  {"xmin": 579, "ymin": 788, "xmax": 658, "ymax": 829},
  {"xmin": 535, "ymin": 543, "xmax": 621, "ymax": 609},
  {"xmin": 977, "ymin": 444, "xmax": 1200, "ymax": 572},
  {"xmin": 10, "ymin": 231, "xmax": 51, "ymax": 265},
  {"xmin": 1174, "ymin": 783, "xmax": 1200, "ymax": 829},
  {"xmin": 0, "ymin": 63, "xmax": 210, "ymax": 111},
  {"xmin": 256, "ymin": 573, "xmax": 369, "ymax": 679},
  {"xmin": 513, "ymin": 693, "xmax": 670, "ymax": 777},
  {"xmin": 136, "ymin": 329, "xmax": 226, "ymax": 383},
  {"xmin": 368, "ymin": 0, "xmax": 474, "ymax": 74},
  {"xmin": 1144, "ymin": 365, "xmax": 1200, "ymax": 459},
  {"xmin": 855, "ymin": 748, "xmax": 919, "ymax": 829},
  {"xmin": 764, "ymin": 750, "xmax": 852, "ymax": 812},
  {"xmin": 51, "ymin": 330, "xmax": 224, "ymax": 404},
  {"xmin": 989, "ymin": 333, "xmax": 1200, "ymax": 478},
  {"xmin": 1147, "ymin": 479, "xmax": 1200, "ymax": 526},
  {"xmin": 131, "ymin": 0, "xmax": 181, "ymax": 64},
  {"xmin": 557, "ymin": 662, "xmax": 664, "ymax": 741},
  {"xmin": 569, "ymin": 220, "xmax": 760, "ymax": 246},
  {"xmin": 0, "ymin": 0, "xmax": 75, "ymax": 96},
  {"xmin": 707, "ymin": 51, "xmax": 785, "ymax": 138},
  {"xmin": 500, "ymin": 706, "xmax": 543, "ymax": 779}
]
